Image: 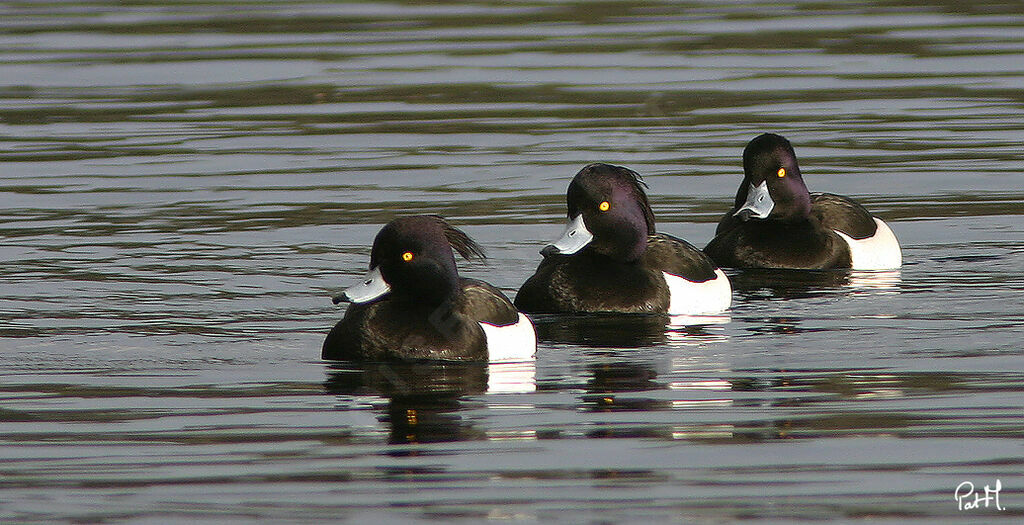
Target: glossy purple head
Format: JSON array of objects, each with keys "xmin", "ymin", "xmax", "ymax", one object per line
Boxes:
[
  {"xmin": 542, "ymin": 163, "xmax": 656, "ymax": 262},
  {"xmin": 733, "ymin": 133, "xmax": 812, "ymax": 223},
  {"xmin": 338, "ymin": 215, "xmax": 484, "ymax": 305}
]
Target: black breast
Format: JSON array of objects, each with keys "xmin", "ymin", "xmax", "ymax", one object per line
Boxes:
[
  {"xmin": 704, "ymin": 219, "xmax": 852, "ymax": 270},
  {"xmin": 515, "ymin": 253, "xmax": 668, "ymax": 314},
  {"xmin": 322, "ymin": 298, "xmax": 488, "ymax": 361}
]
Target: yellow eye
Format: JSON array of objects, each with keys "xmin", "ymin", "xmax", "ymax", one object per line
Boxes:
[
  {"xmin": 598, "ymin": 201, "xmax": 610, "ymax": 212},
  {"xmin": 777, "ymin": 167, "xmax": 786, "ymax": 178},
  {"xmin": 402, "ymin": 251, "xmax": 414, "ymax": 262}
]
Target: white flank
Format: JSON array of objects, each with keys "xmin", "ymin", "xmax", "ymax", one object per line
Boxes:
[
  {"xmin": 833, "ymin": 217, "xmax": 902, "ymax": 270},
  {"xmin": 479, "ymin": 313, "xmax": 537, "ymax": 363},
  {"xmin": 663, "ymin": 268, "xmax": 732, "ymax": 315}
]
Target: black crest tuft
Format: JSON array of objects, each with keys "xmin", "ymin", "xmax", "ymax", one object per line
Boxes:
[
  {"xmin": 426, "ymin": 215, "xmax": 486, "ymax": 260},
  {"xmin": 619, "ymin": 165, "xmax": 656, "ymax": 233}
]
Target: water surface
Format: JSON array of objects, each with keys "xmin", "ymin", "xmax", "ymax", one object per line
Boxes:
[{"xmin": 2, "ymin": 1, "xmax": 1023, "ymax": 523}]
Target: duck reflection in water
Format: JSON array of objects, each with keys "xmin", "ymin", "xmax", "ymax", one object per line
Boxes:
[
  {"xmin": 580, "ymin": 362, "xmax": 681, "ymax": 440},
  {"xmin": 533, "ymin": 312, "xmax": 729, "ymax": 348},
  {"xmin": 325, "ymin": 362, "xmax": 484, "ymax": 444},
  {"xmin": 728, "ymin": 268, "xmax": 901, "ymax": 301},
  {"xmin": 324, "ymin": 359, "xmax": 535, "ymax": 445}
]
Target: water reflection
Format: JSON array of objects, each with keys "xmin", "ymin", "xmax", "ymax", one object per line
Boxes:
[
  {"xmin": 847, "ymin": 269, "xmax": 902, "ymax": 293},
  {"xmin": 534, "ymin": 312, "xmax": 730, "ymax": 348},
  {"xmin": 729, "ymin": 268, "xmax": 901, "ymax": 300},
  {"xmin": 745, "ymin": 317, "xmax": 826, "ymax": 336},
  {"xmin": 487, "ymin": 361, "xmax": 537, "ymax": 394},
  {"xmin": 575, "ymin": 366, "xmax": 1019, "ymax": 442},
  {"xmin": 587, "ymin": 362, "xmax": 661, "ymax": 394},
  {"xmin": 324, "ymin": 358, "xmax": 536, "ymax": 444},
  {"xmin": 573, "ymin": 360, "xmax": 1022, "ymax": 441},
  {"xmin": 324, "ymin": 361, "xmax": 487, "ymax": 398},
  {"xmin": 325, "ymin": 362, "xmax": 485, "ymax": 444}
]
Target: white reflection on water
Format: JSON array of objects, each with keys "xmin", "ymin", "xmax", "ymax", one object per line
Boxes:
[
  {"xmin": 486, "ymin": 359, "xmax": 537, "ymax": 394},
  {"xmin": 665, "ymin": 314, "xmax": 730, "ymax": 348},
  {"xmin": 847, "ymin": 269, "xmax": 902, "ymax": 293}
]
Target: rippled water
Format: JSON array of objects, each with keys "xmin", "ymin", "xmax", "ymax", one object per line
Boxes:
[{"xmin": 2, "ymin": 1, "xmax": 1023, "ymax": 523}]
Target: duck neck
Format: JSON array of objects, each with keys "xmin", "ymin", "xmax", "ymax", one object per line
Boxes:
[
  {"xmin": 382, "ymin": 264, "xmax": 461, "ymax": 308},
  {"xmin": 775, "ymin": 189, "xmax": 812, "ymax": 223},
  {"xmin": 589, "ymin": 228, "xmax": 648, "ymax": 263}
]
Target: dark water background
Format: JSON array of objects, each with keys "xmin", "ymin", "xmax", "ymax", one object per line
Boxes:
[{"xmin": 2, "ymin": 1, "xmax": 1023, "ymax": 523}]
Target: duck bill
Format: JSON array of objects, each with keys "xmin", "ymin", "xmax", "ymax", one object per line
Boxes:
[
  {"xmin": 540, "ymin": 214, "xmax": 594, "ymax": 256},
  {"xmin": 734, "ymin": 180, "xmax": 775, "ymax": 221},
  {"xmin": 333, "ymin": 266, "xmax": 390, "ymax": 304}
]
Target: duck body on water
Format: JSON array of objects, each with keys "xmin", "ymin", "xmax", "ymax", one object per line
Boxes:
[
  {"xmin": 324, "ymin": 135, "xmax": 907, "ymax": 358},
  {"xmin": 322, "ymin": 215, "xmax": 536, "ymax": 362},
  {"xmin": 705, "ymin": 133, "xmax": 902, "ymax": 270},
  {"xmin": 514, "ymin": 163, "xmax": 732, "ymax": 316}
]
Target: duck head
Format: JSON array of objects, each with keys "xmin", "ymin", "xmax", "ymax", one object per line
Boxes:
[
  {"xmin": 733, "ymin": 133, "xmax": 812, "ymax": 223},
  {"xmin": 542, "ymin": 163, "xmax": 656, "ymax": 263},
  {"xmin": 335, "ymin": 215, "xmax": 484, "ymax": 305}
]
